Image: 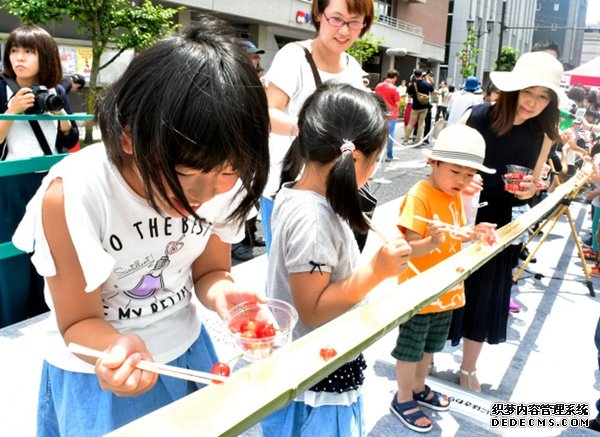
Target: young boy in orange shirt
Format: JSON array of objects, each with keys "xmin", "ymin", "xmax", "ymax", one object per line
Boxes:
[{"xmin": 389, "ymin": 125, "xmax": 497, "ymax": 433}]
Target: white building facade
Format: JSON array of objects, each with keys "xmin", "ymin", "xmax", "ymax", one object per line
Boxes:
[{"xmin": 447, "ymin": 0, "xmax": 536, "ymax": 88}]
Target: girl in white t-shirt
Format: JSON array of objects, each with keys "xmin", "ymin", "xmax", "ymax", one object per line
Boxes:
[
  {"xmin": 261, "ymin": 83, "xmax": 412, "ymax": 437},
  {"xmin": 13, "ymin": 16, "xmax": 270, "ymax": 436}
]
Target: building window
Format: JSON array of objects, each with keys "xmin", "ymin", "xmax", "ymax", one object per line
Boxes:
[
  {"xmin": 536, "ymin": 2, "xmax": 541, "ymax": 11},
  {"xmin": 374, "ymin": 0, "xmax": 392, "ymax": 17},
  {"xmin": 553, "ymin": 3, "xmax": 559, "ymax": 11}
]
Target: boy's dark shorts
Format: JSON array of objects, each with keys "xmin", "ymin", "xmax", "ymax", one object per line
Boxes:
[{"xmin": 391, "ymin": 311, "xmax": 453, "ymax": 362}]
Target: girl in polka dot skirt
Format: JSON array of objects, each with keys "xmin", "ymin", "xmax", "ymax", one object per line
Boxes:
[{"xmin": 260, "ymin": 83, "xmax": 412, "ymax": 437}]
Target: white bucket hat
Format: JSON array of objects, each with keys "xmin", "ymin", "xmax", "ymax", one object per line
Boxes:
[
  {"xmin": 423, "ymin": 125, "xmax": 496, "ymax": 174},
  {"xmin": 490, "ymin": 51, "xmax": 568, "ymax": 105}
]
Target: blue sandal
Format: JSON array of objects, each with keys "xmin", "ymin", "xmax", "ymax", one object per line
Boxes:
[
  {"xmin": 413, "ymin": 385, "xmax": 450, "ymax": 411},
  {"xmin": 390, "ymin": 396, "xmax": 432, "ymax": 433}
]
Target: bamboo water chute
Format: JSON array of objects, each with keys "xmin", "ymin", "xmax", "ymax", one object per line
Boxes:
[{"xmin": 108, "ymin": 169, "xmax": 592, "ymax": 437}]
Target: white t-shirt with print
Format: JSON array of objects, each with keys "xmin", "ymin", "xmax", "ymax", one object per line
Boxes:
[{"xmin": 13, "ymin": 143, "xmax": 244, "ymax": 372}]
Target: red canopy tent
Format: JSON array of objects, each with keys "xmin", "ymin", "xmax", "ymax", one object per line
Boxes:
[{"xmin": 564, "ymin": 56, "xmax": 600, "ymax": 88}]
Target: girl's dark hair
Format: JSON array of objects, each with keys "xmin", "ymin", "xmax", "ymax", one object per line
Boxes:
[
  {"xmin": 311, "ymin": 0, "xmax": 375, "ymax": 37},
  {"xmin": 281, "ymin": 82, "xmax": 387, "ymax": 233},
  {"xmin": 490, "ymin": 89, "xmax": 560, "ymax": 142},
  {"xmin": 95, "ymin": 15, "xmax": 269, "ymax": 225},
  {"xmin": 3, "ymin": 25, "xmax": 62, "ymax": 87}
]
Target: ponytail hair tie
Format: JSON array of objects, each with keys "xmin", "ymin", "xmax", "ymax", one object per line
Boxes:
[{"xmin": 340, "ymin": 139, "xmax": 356, "ymax": 154}]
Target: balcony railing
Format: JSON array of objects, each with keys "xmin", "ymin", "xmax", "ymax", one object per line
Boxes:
[{"xmin": 376, "ymin": 14, "xmax": 423, "ymax": 36}]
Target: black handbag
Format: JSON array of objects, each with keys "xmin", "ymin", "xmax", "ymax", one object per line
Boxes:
[{"xmin": 300, "ymin": 45, "xmax": 377, "ymax": 252}]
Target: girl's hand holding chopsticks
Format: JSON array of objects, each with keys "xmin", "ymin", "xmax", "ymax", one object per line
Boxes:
[
  {"xmin": 373, "ymin": 238, "xmax": 413, "ymax": 280},
  {"xmin": 365, "ymin": 216, "xmax": 419, "ymax": 275},
  {"xmin": 70, "ymin": 335, "xmax": 159, "ymax": 397},
  {"xmin": 69, "ymin": 340, "xmax": 228, "ymax": 396}
]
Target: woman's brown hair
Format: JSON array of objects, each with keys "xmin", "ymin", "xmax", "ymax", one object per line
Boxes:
[
  {"xmin": 311, "ymin": 0, "xmax": 375, "ymax": 37},
  {"xmin": 2, "ymin": 25, "xmax": 63, "ymax": 88},
  {"xmin": 490, "ymin": 89, "xmax": 560, "ymax": 142}
]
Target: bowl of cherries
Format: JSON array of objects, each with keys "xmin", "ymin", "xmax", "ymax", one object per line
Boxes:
[
  {"xmin": 224, "ymin": 298, "xmax": 298, "ymax": 361},
  {"xmin": 503, "ymin": 164, "xmax": 533, "ymax": 194}
]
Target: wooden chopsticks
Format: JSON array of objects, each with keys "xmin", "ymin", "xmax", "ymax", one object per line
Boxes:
[
  {"xmin": 413, "ymin": 215, "xmax": 471, "ymax": 239},
  {"xmin": 366, "ymin": 218, "xmax": 421, "ymax": 275},
  {"xmin": 68, "ymin": 343, "xmax": 227, "ymax": 384}
]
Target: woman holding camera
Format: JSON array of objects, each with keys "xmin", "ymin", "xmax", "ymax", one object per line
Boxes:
[{"xmin": 0, "ymin": 25, "xmax": 79, "ymax": 328}]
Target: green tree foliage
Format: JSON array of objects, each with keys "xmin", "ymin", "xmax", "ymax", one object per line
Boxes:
[
  {"xmin": 458, "ymin": 28, "xmax": 482, "ymax": 80},
  {"xmin": 1, "ymin": 0, "xmax": 183, "ymax": 143},
  {"xmin": 347, "ymin": 33, "xmax": 384, "ymax": 65},
  {"xmin": 496, "ymin": 46, "xmax": 519, "ymax": 71}
]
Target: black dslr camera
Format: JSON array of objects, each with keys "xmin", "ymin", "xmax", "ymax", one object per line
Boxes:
[{"xmin": 25, "ymin": 85, "xmax": 64, "ymax": 114}]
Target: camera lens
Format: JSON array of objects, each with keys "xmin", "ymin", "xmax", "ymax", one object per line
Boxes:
[
  {"xmin": 43, "ymin": 94, "xmax": 64, "ymax": 112},
  {"xmin": 26, "ymin": 85, "xmax": 64, "ymax": 114}
]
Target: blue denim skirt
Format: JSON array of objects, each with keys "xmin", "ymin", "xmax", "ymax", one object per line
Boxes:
[
  {"xmin": 37, "ymin": 327, "xmax": 218, "ymax": 437},
  {"xmin": 261, "ymin": 395, "xmax": 364, "ymax": 437}
]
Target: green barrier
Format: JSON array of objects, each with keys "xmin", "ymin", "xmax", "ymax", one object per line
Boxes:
[
  {"xmin": 0, "ymin": 113, "xmax": 93, "ymax": 121},
  {"xmin": 0, "ymin": 154, "xmax": 70, "ymax": 260},
  {"xmin": 0, "ymin": 153, "xmax": 68, "ymax": 177},
  {"xmin": 0, "ymin": 241, "xmax": 25, "ymax": 260},
  {"xmin": 0, "ymin": 113, "xmax": 93, "ymax": 260}
]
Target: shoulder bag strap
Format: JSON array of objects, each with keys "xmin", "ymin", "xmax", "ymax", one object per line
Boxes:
[
  {"xmin": 0, "ymin": 78, "xmax": 8, "ymax": 160},
  {"xmin": 298, "ymin": 44, "xmax": 323, "ymax": 87},
  {"xmin": 4, "ymin": 77, "xmax": 53, "ymax": 156},
  {"xmin": 28, "ymin": 119, "xmax": 53, "ymax": 155}
]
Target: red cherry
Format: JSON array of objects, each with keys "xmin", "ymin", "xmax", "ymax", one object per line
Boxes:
[
  {"xmin": 241, "ymin": 330, "xmax": 257, "ymax": 339},
  {"xmin": 210, "ymin": 362, "xmax": 231, "ymax": 384},
  {"xmin": 239, "ymin": 320, "xmax": 258, "ymax": 333},
  {"xmin": 256, "ymin": 323, "xmax": 276, "ymax": 338},
  {"xmin": 253, "ymin": 321, "xmax": 265, "ymax": 333},
  {"xmin": 319, "ymin": 347, "xmax": 337, "ymax": 361}
]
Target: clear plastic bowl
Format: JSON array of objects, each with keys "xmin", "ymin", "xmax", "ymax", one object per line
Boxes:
[
  {"xmin": 505, "ymin": 164, "xmax": 533, "ymax": 177},
  {"xmin": 502, "ymin": 175, "xmax": 524, "ymax": 193},
  {"xmin": 223, "ymin": 298, "xmax": 298, "ymax": 361},
  {"xmin": 504, "ymin": 164, "xmax": 532, "ymax": 193}
]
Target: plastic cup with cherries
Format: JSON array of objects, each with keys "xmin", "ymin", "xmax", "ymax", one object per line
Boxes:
[
  {"xmin": 223, "ymin": 298, "xmax": 298, "ymax": 361},
  {"xmin": 503, "ymin": 164, "xmax": 533, "ymax": 194}
]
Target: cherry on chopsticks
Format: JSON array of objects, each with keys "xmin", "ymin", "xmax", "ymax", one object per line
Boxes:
[{"xmin": 210, "ymin": 354, "xmax": 242, "ymax": 384}]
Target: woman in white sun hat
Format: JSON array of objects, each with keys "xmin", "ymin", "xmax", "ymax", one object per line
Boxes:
[{"xmin": 448, "ymin": 51, "xmax": 566, "ymax": 392}]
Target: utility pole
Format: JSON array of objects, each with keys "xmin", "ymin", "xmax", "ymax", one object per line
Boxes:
[{"xmin": 495, "ymin": 0, "xmax": 507, "ymax": 70}]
